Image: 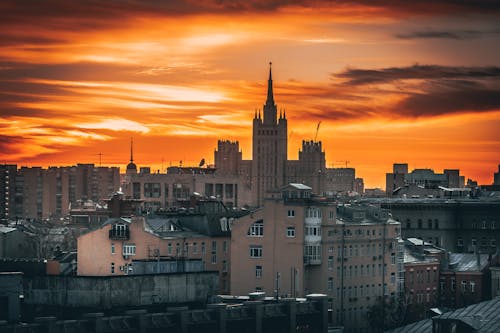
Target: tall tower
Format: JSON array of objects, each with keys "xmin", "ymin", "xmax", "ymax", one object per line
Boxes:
[{"xmin": 252, "ymin": 63, "xmax": 288, "ymax": 206}]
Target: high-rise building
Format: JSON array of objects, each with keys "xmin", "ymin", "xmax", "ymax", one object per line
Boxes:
[
  {"xmin": 251, "ymin": 63, "xmax": 288, "ymax": 206},
  {"xmin": 0, "ymin": 164, "xmax": 18, "ymax": 222}
]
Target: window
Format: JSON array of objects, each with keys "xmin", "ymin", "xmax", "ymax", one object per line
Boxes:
[
  {"xmin": 250, "ymin": 245, "xmax": 263, "ymax": 258},
  {"xmin": 223, "ymin": 241, "xmax": 228, "ymax": 253},
  {"xmin": 256, "ymin": 265, "xmax": 262, "ymax": 278},
  {"xmin": 211, "ymin": 241, "xmax": 217, "ymax": 264},
  {"xmin": 111, "ymin": 262, "xmax": 115, "ymax": 274},
  {"xmin": 328, "ymin": 256, "xmax": 334, "ymax": 271},
  {"xmin": 287, "ymin": 227, "xmax": 296, "ymax": 238},
  {"xmin": 457, "ymin": 238, "xmax": 464, "ymax": 247},
  {"xmin": 111, "ymin": 243, "xmax": 115, "ymax": 254},
  {"xmin": 391, "ymin": 253, "xmax": 396, "ymax": 265},
  {"xmin": 168, "ymin": 243, "xmax": 172, "ymax": 255},
  {"xmin": 451, "ymin": 278, "xmax": 456, "ymax": 291},
  {"xmin": 461, "ymin": 280, "xmax": 467, "ymax": 292},
  {"xmin": 222, "ymin": 260, "xmax": 227, "ymax": 272},
  {"xmin": 328, "ymin": 277, "xmax": 334, "ymax": 291},
  {"xmin": 201, "ymin": 242, "xmax": 206, "ymax": 255},
  {"xmin": 470, "ymin": 281, "xmax": 476, "ymax": 293},
  {"xmin": 123, "ymin": 244, "xmax": 136, "ymax": 256},
  {"xmin": 184, "ymin": 242, "xmax": 189, "ymax": 256},
  {"xmin": 287, "ymin": 210, "xmax": 295, "ymax": 217},
  {"xmin": 248, "ymin": 220, "xmax": 264, "ymax": 236},
  {"xmin": 329, "ymin": 211, "xmax": 335, "ymax": 220},
  {"xmin": 193, "ymin": 242, "xmax": 198, "ymax": 254},
  {"xmin": 144, "ymin": 182, "xmax": 161, "ymax": 198}
]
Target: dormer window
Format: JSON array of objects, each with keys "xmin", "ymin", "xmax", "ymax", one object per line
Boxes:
[{"xmin": 109, "ymin": 223, "xmax": 130, "ymax": 240}]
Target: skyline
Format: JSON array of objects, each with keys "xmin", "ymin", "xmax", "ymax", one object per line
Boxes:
[{"xmin": 1, "ymin": 1, "xmax": 500, "ymax": 188}]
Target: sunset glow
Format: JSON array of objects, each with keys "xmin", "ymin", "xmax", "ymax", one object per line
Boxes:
[{"xmin": 1, "ymin": 1, "xmax": 500, "ymax": 188}]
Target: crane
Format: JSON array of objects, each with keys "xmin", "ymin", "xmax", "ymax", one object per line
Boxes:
[{"xmin": 314, "ymin": 121, "xmax": 321, "ymax": 142}]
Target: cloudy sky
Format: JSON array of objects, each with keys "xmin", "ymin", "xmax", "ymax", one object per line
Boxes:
[{"xmin": 1, "ymin": 0, "xmax": 500, "ymax": 188}]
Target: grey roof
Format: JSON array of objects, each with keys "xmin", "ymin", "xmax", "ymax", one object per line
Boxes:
[
  {"xmin": 385, "ymin": 297, "xmax": 500, "ymax": 333},
  {"xmin": 386, "ymin": 318, "xmax": 432, "ymax": 333},
  {"xmin": 287, "ymin": 183, "xmax": 312, "ymax": 190},
  {"xmin": 434, "ymin": 297, "xmax": 500, "ymax": 332},
  {"xmin": 0, "ymin": 226, "xmax": 16, "ymax": 234},
  {"xmin": 445, "ymin": 253, "xmax": 490, "ymax": 272}
]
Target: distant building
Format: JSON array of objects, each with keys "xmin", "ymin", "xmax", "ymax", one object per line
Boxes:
[
  {"xmin": 3, "ymin": 164, "xmax": 119, "ymax": 221},
  {"xmin": 494, "ymin": 164, "xmax": 500, "ymax": 185},
  {"xmin": 379, "ymin": 198, "xmax": 500, "ymax": 252},
  {"xmin": 0, "ymin": 164, "xmax": 17, "ymax": 223},
  {"xmin": 386, "ymin": 163, "xmax": 464, "ymax": 196},
  {"xmin": 122, "ymin": 65, "xmax": 359, "ymax": 210}
]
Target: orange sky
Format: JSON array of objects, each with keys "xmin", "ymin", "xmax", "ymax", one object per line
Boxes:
[{"xmin": 1, "ymin": 1, "xmax": 500, "ymax": 188}]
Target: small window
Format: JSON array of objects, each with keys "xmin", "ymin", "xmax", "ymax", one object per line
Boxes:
[
  {"xmin": 470, "ymin": 281, "xmax": 476, "ymax": 293},
  {"xmin": 286, "ymin": 227, "xmax": 296, "ymax": 238},
  {"xmin": 328, "ymin": 277, "xmax": 334, "ymax": 291},
  {"xmin": 123, "ymin": 244, "xmax": 136, "ymax": 256},
  {"xmin": 111, "ymin": 243, "xmax": 115, "ymax": 254},
  {"xmin": 256, "ymin": 265, "xmax": 262, "ymax": 278},
  {"xmin": 288, "ymin": 210, "xmax": 295, "ymax": 217},
  {"xmin": 250, "ymin": 245, "xmax": 263, "ymax": 258},
  {"xmin": 111, "ymin": 262, "xmax": 115, "ymax": 274}
]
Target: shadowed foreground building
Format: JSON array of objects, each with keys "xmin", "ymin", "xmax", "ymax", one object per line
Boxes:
[{"xmin": 230, "ymin": 184, "xmax": 403, "ymax": 332}]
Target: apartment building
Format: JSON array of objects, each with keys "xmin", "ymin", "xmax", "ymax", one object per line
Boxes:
[{"xmin": 230, "ymin": 184, "xmax": 403, "ymax": 332}]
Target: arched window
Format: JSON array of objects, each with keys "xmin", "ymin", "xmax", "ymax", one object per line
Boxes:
[{"xmin": 248, "ymin": 220, "xmax": 264, "ymax": 236}]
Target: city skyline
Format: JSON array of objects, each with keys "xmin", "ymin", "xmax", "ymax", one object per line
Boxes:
[{"xmin": 1, "ymin": 1, "xmax": 500, "ymax": 188}]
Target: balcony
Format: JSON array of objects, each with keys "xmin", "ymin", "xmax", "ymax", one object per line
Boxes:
[{"xmin": 109, "ymin": 229, "xmax": 130, "ymax": 240}]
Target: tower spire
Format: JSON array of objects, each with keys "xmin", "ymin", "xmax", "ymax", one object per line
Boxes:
[
  {"xmin": 266, "ymin": 61, "xmax": 274, "ymax": 107},
  {"xmin": 130, "ymin": 137, "xmax": 134, "ymax": 163}
]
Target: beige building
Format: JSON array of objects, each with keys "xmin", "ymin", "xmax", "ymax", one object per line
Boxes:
[{"xmin": 230, "ymin": 184, "xmax": 403, "ymax": 332}]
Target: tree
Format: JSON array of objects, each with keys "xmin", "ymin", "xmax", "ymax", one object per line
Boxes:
[{"xmin": 367, "ymin": 296, "xmax": 408, "ymax": 332}]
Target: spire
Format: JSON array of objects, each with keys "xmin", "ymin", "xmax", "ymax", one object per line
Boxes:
[
  {"xmin": 266, "ymin": 61, "xmax": 274, "ymax": 107},
  {"xmin": 130, "ymin": 137, "xmax": 134, "ymax": 163}
]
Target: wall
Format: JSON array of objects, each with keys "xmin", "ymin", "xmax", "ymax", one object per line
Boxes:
[{"xmin": 23, "ymin": 272, "xmax": 218, "ymax": 309}]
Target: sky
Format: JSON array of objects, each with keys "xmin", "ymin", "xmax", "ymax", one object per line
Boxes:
[{"xmin": 1, "ymin": 0, "xmax": 500, "ymax": 189}]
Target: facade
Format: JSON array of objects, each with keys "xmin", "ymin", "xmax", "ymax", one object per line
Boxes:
[
  {"xmin": 230, "ymin": 184, "xmax": 403, "ymax": 332},
  {"xmin": 379, "ymin": 199, "xmax": 500, "ymax": 252},
  {"xmin": 439, "ymin": 253, "xmax": 492, "ymax": 309},
  {"xmin": 1, "ymin": 164, "xmax": 120, "ymax": 221},
  {"xmin": 77, "ymin": 194, "xmax": 246, "ymax": 294},
  {"xmin": 0, "ymin": 164, "xmax": 17, "ymax": 223},
  {"xmin": 0, "ymin": 226, "xmax": 37, "ymax": 258},
  {"xmin": 402, "ymin": 239, "xmax": 442, "ymax": 322}
]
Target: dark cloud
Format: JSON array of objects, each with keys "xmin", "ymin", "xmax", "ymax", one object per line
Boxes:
[
  {"xmin": 335, "ymin": 65, "xmax": 500, "ymax": 85},
  {"xmin": 395, "ymin": 29, "xmax": 500, "ymax": 40},
  {"xmin": 397, "ymin": 88, "xmax": 500, "ymax": 117},
  {"xmin": 1, "ymin": 0, "xmax": 499, "ymax": 26},
  {"xmin": 330, "ymin": 64, "xmax": 500, "ymax": 118}
]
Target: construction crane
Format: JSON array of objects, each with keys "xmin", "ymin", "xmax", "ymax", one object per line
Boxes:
[
  {"xmin": 94, "ymin": 153, "xmax": 104, "ymax": 167},
  {"xmin": 314, "ymin": 121, "xmax": 321, "ymax": 142}
]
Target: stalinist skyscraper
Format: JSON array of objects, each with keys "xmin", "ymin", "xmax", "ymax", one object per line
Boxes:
[{"xmin": 251, "ymin": 63, "xmax": 288, "ymax": 206}]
